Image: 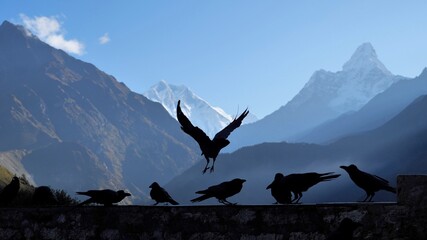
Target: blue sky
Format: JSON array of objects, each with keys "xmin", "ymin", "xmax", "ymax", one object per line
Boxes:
[{"xmin": 2, "ymin": 1, "xmax": 427, "ymax": 118}]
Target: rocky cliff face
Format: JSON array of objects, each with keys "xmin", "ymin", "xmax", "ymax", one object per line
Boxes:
[{"xmin": 0, "ymin": 21, "xmax": 199, "ymax": 202}]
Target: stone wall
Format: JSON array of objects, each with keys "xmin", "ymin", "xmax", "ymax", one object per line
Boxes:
[{"xmin": 0, "ymin": 175, "xmax": 426, "ymax": 240}]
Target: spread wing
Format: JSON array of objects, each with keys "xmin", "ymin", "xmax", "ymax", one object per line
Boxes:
[
  {"xmin": 214, "ymin": 108, "xmax": 249, "ymax": 140},
  {"xmin": 176, "ymin": 100, "xmax": 211, "ymax": 145}
]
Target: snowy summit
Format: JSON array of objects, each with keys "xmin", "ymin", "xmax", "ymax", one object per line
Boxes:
[
  {"xmin": 144, "ymin": 80, "xmax": 248, "ymax": 138},
  {"xmin": 297, "ymin": 42, "xmax": 401, "ymax": 114},
  {"xmin": 342, "ymin": 42, "xmax": 391, "ymax": 74}
]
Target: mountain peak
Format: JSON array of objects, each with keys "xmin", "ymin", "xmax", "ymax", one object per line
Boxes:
[
  {"xmin": 1, "ymin": 20, "xmax": 14, "ymax": 28},
  {"xmin": 342, "ymin": 43, "xmax": 390, "ymax": 74},
  {"xmin": 0, "ymin": 20, "xmax": 30, "ymax": 37},
  {"xmin": 155, "ymin": 80, "xmax": 172, "ymax": 92},
  {"xmin": 419, "ymin": 67, "xmax": 427, "ymax": 78},
  {"xmin": 0, "ymin": 20, "xmax": 13, "ymax": 27}
]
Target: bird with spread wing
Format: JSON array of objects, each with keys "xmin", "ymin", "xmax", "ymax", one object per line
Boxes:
[{"xmin": 177, "ymin": 100, "xmax": 249, "ymax": 173}]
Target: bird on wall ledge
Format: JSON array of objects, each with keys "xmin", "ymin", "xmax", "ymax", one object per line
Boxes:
[
  {"xmin": 0, "ymin": 176, "xmax": 20, "ymax": 207},
  {"xmin": 191, "ymin": 178, "xmax": 246, "ymax": 205},
  {"xmin": 177, "ymin": 100, "xmax": 249, "ymax": 173},
  {"xmin": 76, "ymin": 189, "xmax": 131, "ymax": 206},
  {"xmin": 266, "ymin": 173, "xmax": 292, "ymax": 204},
  {"xmin": 340, "ymin": 164, "xmax": 396, "ymax": 202},
  {"xmin": 149, "ymin": 182, "xmax": 179, "ymax": 206},
  {"xmin": 267, "ymin": 172, "xmax": 340, "ymax": 204}
]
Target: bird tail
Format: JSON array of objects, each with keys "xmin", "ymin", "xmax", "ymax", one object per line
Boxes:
[
  {"xmin": 191, "ymin": 194, "xmax": 212, "ymax": 203},
  {"xmin": 319, "ymin": 173, "xmax": 341, "ymax": 182},
  {"xmin": 169, "ymin": 199, "xmax": 179, "ymax": 205},
  {"xmin": 384, "ymin": 185, "xmax": 396, "ymax": 194}
]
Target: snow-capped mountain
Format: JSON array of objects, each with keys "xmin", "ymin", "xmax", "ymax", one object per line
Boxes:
[
  {"xmin": 228, "ymin": 42, "xmax": 406, "ymax": 151},
  {"xmin": 296, "ymin": 68, "xmax": 427, "ymax": 144},
  {"xmin": 144, "ymin": 80, "xmax": 256, "ymax": 138},
  {"xmin": 290, "ymin": 43, "xmax": 401, "ymax": 114}
]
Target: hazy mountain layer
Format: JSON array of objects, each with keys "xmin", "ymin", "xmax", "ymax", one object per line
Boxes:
[
  {"xmin": 228, "ymin": 43, "xmax": 406, "ymax": 151},
  {"xmin": 166, "ymin": 95, "xmax": 427, "ymax": 204},
  {"xmin": 296, "ymin": 68, "xmax": 427, "ymax": 143}
]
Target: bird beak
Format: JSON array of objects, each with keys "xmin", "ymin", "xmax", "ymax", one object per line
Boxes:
[
  {"xmin": 126, "ymin": 193, "xmax": 131, "ymax": 196},
  {"xmin": 266, "ymin": 183, "xmax": 272, "ymax": 189},
  {"xmin": 340, "ymin": 166, "xmax": 347, "ymax": 170}
]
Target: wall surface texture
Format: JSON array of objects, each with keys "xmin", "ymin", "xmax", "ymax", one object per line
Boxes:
[{"xmin": 0, "ymin": 175, "xmax": 426, "ymax": 240}]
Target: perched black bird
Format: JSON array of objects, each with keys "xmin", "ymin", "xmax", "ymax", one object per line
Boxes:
[
  {"xmin": 340, "ymin": 164, "xmax": 396, "ymax": 202},
  {"xmin": 149, "ymin": 182, "xmax": 179, "ymax": 205},
  {"xmin": 76, "ymin": 189, "xmax": 131, "ymax": 206},
  {"xmin": 191, "ymin": 178, "xmax": 246, "ymax": 205},
  {"xmin": 326, "ymin": 218, "xmax": 361, "ymax": 240},
  {"xmin": 32, "ymin": 186, "xmax": 58, "ymax": 206},
  {"xmin": 0, "ymin": 176, "xmax": 20, "ymax": 206},
  {"xmin": 177, "ymin": 100, "xmax": 249, "ymax": 173},
  {"xmin": 282, "ymin": 172, "xmax": 341, "ymax": 203},
  {"xmin": 266, "ymin": 173, "xmax": 292, "ymax": 204}
]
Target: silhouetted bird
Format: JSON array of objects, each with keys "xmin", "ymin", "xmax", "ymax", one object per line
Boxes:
[
  {"xmin": 76, "ymin": 189, "xmax": 131, "ymax": 206},
  {"xmin": 177, "ymin": 100, "xmax": 249, "ymax": 173},
  {"xmin": 149, "ymin": 182, "xmax": 179, "ymax": 205},
  {"xmin": 32, "ymin": 186, "xmax": 58, "ymax": 206},
  {"xmin": 191, "ymin": 178, "xmax": 246, "ymax": 205},
  {"xmin": 326, "ymin": 218, "xmax": 361, "ymax": 240},
  {"xmin": 0, "ymin": 176, "xmax": 20, "ymax": 206},
  {"xmin": 340, "ymin": 164, "xmax": 396, "ymax": 202},
  {"xmin": 282, "ymin": 172, "xmax": 341, "ymax": 203},
  {"xmin": 266, "ymin": 173, "xmax": 292, "ymax": 204}
]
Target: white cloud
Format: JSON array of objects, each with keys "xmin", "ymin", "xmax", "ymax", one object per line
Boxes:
[
  {"xmin": 99, "ymin": 33, "xmax": 110, "ymax": 45},
  {"xmin": 20, "ymin": 14, "xmax": 85, "ymax": 55}
]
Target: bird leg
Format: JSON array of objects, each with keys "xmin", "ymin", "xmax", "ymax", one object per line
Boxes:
[
  {"xmin": 291, "ymin": 193, "xmax": 298, "ymax": 203},
  {"xmin": 367, "ymin": 193, "xmax": 375, "ymax": 202},
  {"xmin": 293, "ymin": 193, "xmax": 302, "ymax": 204},
  {"xmin": 222, "ymin": 199, "xmax": 237, "ymax": 205},
  {"xmin": 202, "ymin": 158, "xmax": 211, "ymax": 174},
  {"xmin": 153, "ymin": 202, "xmax": 159, "ymax": 206},
  {"xmin": 361, "ymin": 193, "xmax": 370, "ymax": 202},
  {"xmin": 210, "ymin": 159, "xmax": 216, "ymax": 173},
  {"xmin": 297, "ymin": 193, "xmax": 303, "ymax": 203}
]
